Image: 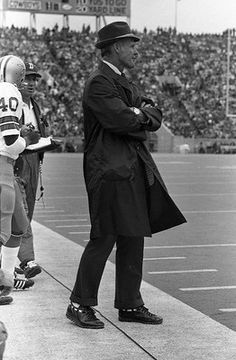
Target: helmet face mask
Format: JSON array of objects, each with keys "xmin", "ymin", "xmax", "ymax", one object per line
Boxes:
[{"xmin": 0, "ymin": 55, "xmax": 26, "ymax": 88}]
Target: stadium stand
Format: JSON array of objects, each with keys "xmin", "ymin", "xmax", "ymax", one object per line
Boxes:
[{"xmin": 1, "ymin": 25, "xmax": 235, "ymax": 152}]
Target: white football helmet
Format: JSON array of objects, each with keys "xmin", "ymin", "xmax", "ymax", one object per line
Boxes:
[{"xmin": 0, "ymin": 55, "xmax": 25, "ymax": 88}]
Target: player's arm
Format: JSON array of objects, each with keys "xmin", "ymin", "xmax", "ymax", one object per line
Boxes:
[
  {"xmin": 2, "ymin": 114, "xmax": 39, "ymax": 153},
  {"xmin": 3, "ymin": 135, "xmax": 19, "ymax": 146},
  {"xmin": 1, "ymin": 114, "xmax": 26, "ymax": 155},
  {"xmin": 2, "ymin": 132, "xmax": 26, "ymax": 157}
]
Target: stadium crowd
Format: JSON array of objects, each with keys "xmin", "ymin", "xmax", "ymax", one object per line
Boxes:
[{"xmin": 0, "ymin": 24, "xmax": 235, "ymax": 149}]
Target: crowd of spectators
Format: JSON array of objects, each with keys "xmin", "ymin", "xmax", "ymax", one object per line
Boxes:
[{"xmin": 1, "ymin": 24, "xmax": 236, "ymax": 148}]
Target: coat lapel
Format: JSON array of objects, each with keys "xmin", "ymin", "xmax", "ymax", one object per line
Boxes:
[
  {"xmin": 99, "ymin": 62, "xmax": 133, "ymax": 106},
  {"xmin": 115, "ymin": 74, "xmax": 133, "ymax": 105},
  {"xmin": 31, "ymin": 97, "xmax": 46, "ymax": 137}
]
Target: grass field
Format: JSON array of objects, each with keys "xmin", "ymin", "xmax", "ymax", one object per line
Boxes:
[{"xmin": 34, "ymin": 152, "xmax": 236, "ymax": 331}]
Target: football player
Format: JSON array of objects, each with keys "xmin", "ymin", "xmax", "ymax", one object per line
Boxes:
[{"xmin": 0, "ymin": 55, "xmax": 39, "ymax": 305}]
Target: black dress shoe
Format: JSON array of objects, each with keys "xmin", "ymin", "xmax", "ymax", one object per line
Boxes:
[
  {"xmin": 66, "ymin": 303, "xmax": 104, "ymax": 329},
  {"xmin": 119, "ymin": 305, "xmax": 163, "ymax": 325}
]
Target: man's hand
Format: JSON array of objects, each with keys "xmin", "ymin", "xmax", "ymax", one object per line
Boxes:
[
  {"xmin": 0, "ymin": 269, "xmax": 13, "ymax": 296},
  {"xmin": 141, "ymin": 96, "xmax": 155, "ymax": 107},
  {"xmin": 20, "ymin": 124, "xmax": 40, "ymax": 146},
  {"xmin": 130, "ymin": 107, "xmax": 152, "ymax": 128}
]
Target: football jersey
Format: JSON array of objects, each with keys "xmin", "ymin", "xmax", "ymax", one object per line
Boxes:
[{"xmin": 0, "ymin": 82, "xmax": 26, "ymax": 159}]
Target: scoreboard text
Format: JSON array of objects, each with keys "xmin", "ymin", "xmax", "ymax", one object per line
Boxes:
[{"xmin": 3, "ymin": 0, "xmax": 131, "ymax": 16}]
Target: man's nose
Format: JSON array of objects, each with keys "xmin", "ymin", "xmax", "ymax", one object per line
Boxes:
[
  {"xmin": 134, "ymin": 49, "xmax": 139, "ymax": 58},
  {"xmin": 134, "ymin": 47, "xmax": 139, "ymax": 56}
]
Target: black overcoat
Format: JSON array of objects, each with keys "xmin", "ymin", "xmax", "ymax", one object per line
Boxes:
[{"xmin": 82, "ymin": 62, "xmax": 186, "ymax": 238}]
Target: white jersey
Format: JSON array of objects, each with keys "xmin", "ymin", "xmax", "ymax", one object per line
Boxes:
[{"xmin": 0, "ymin": 82, "xmax": 26, "ymax": 159}]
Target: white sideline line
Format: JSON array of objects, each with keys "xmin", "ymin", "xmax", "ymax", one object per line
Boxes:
[
  {"xmin": 56, "ymin": 224, "xmax": 90, "ymax": 228},
  {"xmin": 180, "ymin": 285, "xmax": 236, "ymax": 291},
  {"xmin": 183, "ymin": 210, "xmax": 236, "ymax": 214},
  {"xmin": 167, "ymin": 181, "xmax": 236, "ymax": 185},
  {"xmin": 206, "ymin": 165, "xmax": 236, "ymax": 169},
  {"xmin": 69, "ymin": 231, "xmax": 90, "ymax": 234},
  {"xmin": 219, "ymin": 308, "xmax": 236, "ymax": 312},
  {"xmin": 149, "ymin": 269, "xmax": 217, "ymax": 274},
  {"xmin": 144, "ymin": 244, "xmax": 236, "ymax": 249},
  {"xmin": 144, "ymin": 257, "xmax": 186, "ymax": 260},
  {"xmin": 173, "ymin": 193, "xmax": 236, "ymax": 197},
  {"xmin": 44, "ymin": 219, "xmax": 88, "ymax": 222}
]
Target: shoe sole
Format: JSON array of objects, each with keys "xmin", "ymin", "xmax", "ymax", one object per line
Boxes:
[
  {"xmin": 25, "ymin": 267, "xmax": 42, "ymax": 279},
  {"xmin": 66, "ymin": 310, "xmax": 104, "ymax": 329},
  {"xmin": 0, "ymin": 296, "xmax": 13, "ymax": 305},
  {"xmin": 119, "ymin": 317, "xmax": 163, "ymax": 325},
  {"xmin": 14, "ymin": 280, "xmax": 34, "ymax": 290}
]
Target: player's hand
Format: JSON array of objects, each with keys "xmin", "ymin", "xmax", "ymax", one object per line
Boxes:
[
  {"xmin": 20, "ymin": 123, "xmax": 35, "ymax": 137},
  {"xmin": 24, "ymin": 131, "xmax": 40, "ymax": 145},
  {"xmin": 0, "ymin": 269, "xmax": 13, "ymax": 296},
  {"xmin": 20, "ymin": 124, "xmax": 40, "ymax": 146}
]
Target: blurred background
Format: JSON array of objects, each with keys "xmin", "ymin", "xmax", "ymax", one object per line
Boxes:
[{"xmin": 1, "ymin": 0, "xmax": 236, "ymax": 154}]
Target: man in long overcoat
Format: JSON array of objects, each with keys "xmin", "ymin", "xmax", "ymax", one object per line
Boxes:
[{"xmin": 66, "ymin": 21, "xmax": 186, "ymax": 329}]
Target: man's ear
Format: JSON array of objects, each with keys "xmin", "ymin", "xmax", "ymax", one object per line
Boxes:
[{"xmin": 113, "ymin": 42, "xmax": 120, "ymax": 54}]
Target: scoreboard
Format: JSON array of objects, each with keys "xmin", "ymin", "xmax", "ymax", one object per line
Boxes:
[{"xmin": 3, "ymin": 0, "xmax": 131, "ymax": 16}]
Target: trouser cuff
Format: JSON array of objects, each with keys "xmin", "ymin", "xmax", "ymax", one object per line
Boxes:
[
  {"xmin": 69, "ymin": 295, "xmax": 98, "ymax": 307},
  {"xmin": 114, "ymin": 299, "xmax": 144, "ymax": 310}
]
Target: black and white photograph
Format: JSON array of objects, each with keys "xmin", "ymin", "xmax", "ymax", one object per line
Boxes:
[{"xmin": 0, "ymin": 0, "xmax": 236, "ymax": 359}]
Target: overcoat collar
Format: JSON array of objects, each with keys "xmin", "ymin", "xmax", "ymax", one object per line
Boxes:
[{"xmin": 98, "ymin": 61, "xmax": 132, "ymax": 92}]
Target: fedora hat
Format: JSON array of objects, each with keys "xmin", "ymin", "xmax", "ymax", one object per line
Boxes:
[{"xmin": 95, "ymin": 21, "xmax": 140, "ymax": 49}]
